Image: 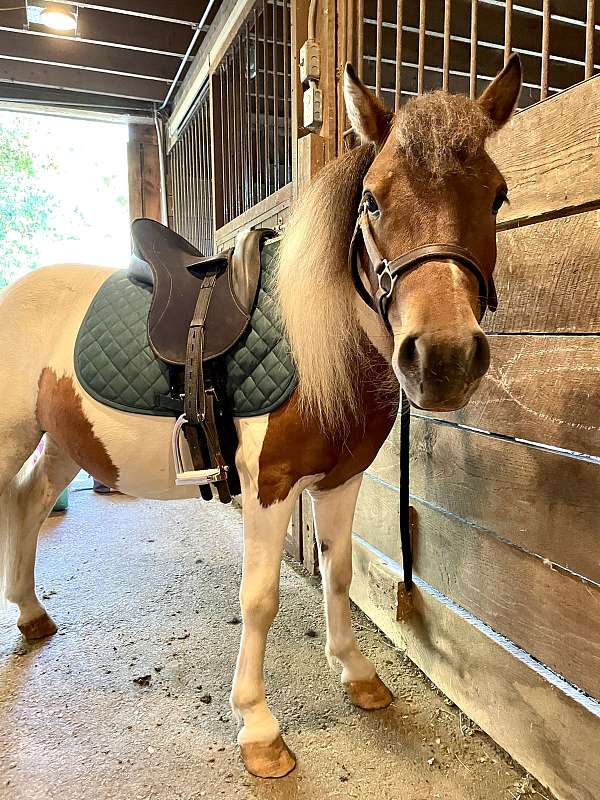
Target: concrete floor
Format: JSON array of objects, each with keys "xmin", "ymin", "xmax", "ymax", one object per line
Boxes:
[{"xmin": 0, "ymin": 487, "xmax": 548, "ymax": 800}]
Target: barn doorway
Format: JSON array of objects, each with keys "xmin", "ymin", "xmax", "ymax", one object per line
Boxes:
[{"xmin": 0, "ymin": 109, "xmax": 129, "ymax": 288}]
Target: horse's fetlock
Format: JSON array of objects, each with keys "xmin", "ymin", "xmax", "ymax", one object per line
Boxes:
[{"xmin": 327, "ymin": 634, "xmax": 355, "ymax": 662}]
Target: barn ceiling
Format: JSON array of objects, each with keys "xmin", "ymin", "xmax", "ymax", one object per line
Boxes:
[{"xmin": 0, "ymin": 0, "xmax": 223, "ymax": 115}]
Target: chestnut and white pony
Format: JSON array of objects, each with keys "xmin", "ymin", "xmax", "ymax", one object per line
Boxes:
[{"xmin": 0, "ymin": 59, "xmax": 521, "ymax": 778}]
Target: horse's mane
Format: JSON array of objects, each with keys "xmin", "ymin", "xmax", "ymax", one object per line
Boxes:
[{"xmin": 276, "ymin": 144, "xmax": 376, "ymax": 432}]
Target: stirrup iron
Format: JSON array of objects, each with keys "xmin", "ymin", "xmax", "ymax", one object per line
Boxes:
[{"xmin": 171, "ymin": 414, "xmax": 228, "ymax": 486}]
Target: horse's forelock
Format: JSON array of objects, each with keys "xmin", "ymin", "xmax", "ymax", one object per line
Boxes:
[{"xmin": 395, "ymin": 92, "xmax": 496, "ymax": 178}]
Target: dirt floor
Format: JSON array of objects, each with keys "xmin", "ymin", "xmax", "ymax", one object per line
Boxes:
[{"xmin": 0, "ymin": 483, "xmax": 553, "ymax": 800}]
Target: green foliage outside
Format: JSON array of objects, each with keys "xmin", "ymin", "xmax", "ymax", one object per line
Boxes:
[
  {"xmin": 0, "ymin": 111, "xmax": 129, "ymax": 289},
  {"xmin": 0, "ymin": 116, "xmax": 62, "ymax": 288}
]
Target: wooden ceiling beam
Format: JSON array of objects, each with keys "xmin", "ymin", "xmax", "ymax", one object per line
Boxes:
[
  {"xmin": 0, "ymin": 58, "xmax": 167, "ymax": 101},
  {"xmin": 0, "ymin": 81, "xmax": 154, "ymax": 113},
  {"xmin": 0, "ymin": 30, "xmax": 183, "ymax": 80},
  {"xmin": 64, "ymin": 1, "xmax": 212, "ymax": 24},
  {"xmin": 0, "ymin": 9, "xmax": 198, "ymax": 55}
]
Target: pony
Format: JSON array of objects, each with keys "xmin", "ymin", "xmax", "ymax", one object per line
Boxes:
[{"xmin": 0, "ymin": 56, "xmax": 521, "ymax": 779}]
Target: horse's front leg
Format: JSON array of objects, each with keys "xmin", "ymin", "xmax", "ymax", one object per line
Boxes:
[
  {"xmin": 230, "ymin": 478, "xmax": 299, "ymax": 778},
  {"xmin": 309, "ymin": 474, "xmax": 393, "ymax": 709}
]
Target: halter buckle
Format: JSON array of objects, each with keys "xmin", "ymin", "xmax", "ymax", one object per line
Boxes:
[{"xmin": 374, "ymin": 260, "xmax": 398, "ymax": 321}]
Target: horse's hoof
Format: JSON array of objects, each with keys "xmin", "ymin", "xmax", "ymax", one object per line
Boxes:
[
  {"xmin": 344, "ymin": 674, "xmax": 393, "ymax": 710},
  {"xmin": 240, "ymin": 735, "xmax": 296, "ymax": 778},
  {"xmin": 18, "ymin": 612, "xmax": 58, "ymax": 641}
]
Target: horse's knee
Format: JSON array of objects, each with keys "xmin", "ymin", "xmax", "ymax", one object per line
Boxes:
[
  {"xmin": 322, "ymin": 557, "xmax": 352, "ymax": 596},
  {"xmin": 240, "ymin": 585, "xmax": 279, "ymax": 629}
]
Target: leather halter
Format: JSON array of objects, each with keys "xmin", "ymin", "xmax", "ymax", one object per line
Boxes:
[
  {"xmin": 349, "ymin": 201, "xmax": 498, "ymax": 326},
  {"xmin": 348, "ymin": 198, "xmax": 499, "ymax": 593}
]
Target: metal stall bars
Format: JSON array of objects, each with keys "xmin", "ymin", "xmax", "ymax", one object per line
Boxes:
[
  {"xmin": 350, "ymin": 0, "xmax": 598, "ymax": 116},
  {"xmin": 213, "ymin": 0, "xmax": 293, "ymax": 230},
  {"xmin": 169, "ymin": 84, "xmax": 214, "ymax": 256}
]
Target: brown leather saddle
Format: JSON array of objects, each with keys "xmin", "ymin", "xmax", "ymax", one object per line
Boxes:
[
  {"xmin": 129, "ymin": 219, "xmax": 275, "ymax": 503},
  {"xmin": 130, "ymin": 218, "xmax": 270, "ymax": 365}
]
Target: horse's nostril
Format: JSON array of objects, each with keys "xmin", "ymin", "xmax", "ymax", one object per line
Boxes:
[{"xmin": 397, "ymin": 335, "xmax": 418, "ymax": 368}]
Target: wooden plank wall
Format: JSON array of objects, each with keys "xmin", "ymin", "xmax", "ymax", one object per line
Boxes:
[
  {"xmin": 127, "ymin": 123, "xmax": 161, "ymax": 223},
  {"xmin": 350, "ymin": 76, "xmax": 600, "ymax": 800}
]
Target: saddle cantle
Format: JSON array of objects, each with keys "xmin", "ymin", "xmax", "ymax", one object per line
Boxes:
[{"xmin": 130, "ymin": 219, "xmax": 273, "ymax": 366}]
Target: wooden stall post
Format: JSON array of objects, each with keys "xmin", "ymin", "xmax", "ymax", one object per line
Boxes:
[{"xmin": 127, "ymin": 123, "xmax": 162, "ymax": 223}]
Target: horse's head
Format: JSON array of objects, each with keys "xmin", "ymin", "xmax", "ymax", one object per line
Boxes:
[{"xmin": 345, "ymin": 56, "xmax": 521, "ymax": 412}]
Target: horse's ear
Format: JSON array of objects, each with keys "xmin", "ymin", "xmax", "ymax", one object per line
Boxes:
[
  {"xmin": 478, "ymin": 53, "xmax": 522, "ymax": 128},
  {"xmin": 344, "ymin": 63, "xmax": 392, "ymax": 145}
]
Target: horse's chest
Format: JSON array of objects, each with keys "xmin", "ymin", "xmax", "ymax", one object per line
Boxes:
[{"xmin": 257, "ymin": 391, "xmax": 398, "ymax": 506}]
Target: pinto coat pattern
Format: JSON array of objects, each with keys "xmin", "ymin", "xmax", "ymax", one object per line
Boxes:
[{"xmin": 0, "ymin": 56, "xmax": 521, "ymax": 779}]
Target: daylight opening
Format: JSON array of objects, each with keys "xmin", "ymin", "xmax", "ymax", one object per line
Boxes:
[{"xmin": 0, "ymin": 111, "xmax": 129, "ymax": 288}]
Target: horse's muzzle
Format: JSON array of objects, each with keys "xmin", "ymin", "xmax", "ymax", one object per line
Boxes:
[{"xmin": 392, "ymin": 328, "xmax": 490, "ymax": 411}]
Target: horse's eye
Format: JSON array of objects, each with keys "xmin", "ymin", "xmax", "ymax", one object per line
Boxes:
[
  {"xmin": 364, "ymin": 192, "xmax": 380, "ymax": 216},
  {"xmin": 492, "ymin": 190, "xmax": 508, "ymax": 216}
]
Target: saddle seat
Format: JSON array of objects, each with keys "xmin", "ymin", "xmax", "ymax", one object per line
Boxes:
[{"xmin": 130, "ymin": 218, "xmax": 274, "ymax": 366}]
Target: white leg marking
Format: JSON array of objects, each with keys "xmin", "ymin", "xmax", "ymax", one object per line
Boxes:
[
  {"xmin": 231, "ymin": 488, "xmax": 298, "ymax": 745},
  {"xmin": 4, "ymin": 436, "xmax": 78, "ymax": 626},
  {"xmin": 231, "ymin": 417, "xmax": 318, "ymax": 746},
  {"xmin": 309, "ymin": 474, "xmax": 377, "ymax": 684}
]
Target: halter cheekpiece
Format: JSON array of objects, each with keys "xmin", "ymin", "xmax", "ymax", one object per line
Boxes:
[{"xmin": 349, "ymin": 198, "xmax": 498, "ymax": 327}]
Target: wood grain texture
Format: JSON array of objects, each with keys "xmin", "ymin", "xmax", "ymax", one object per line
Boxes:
[
  {"xmin": 127, "ymin": 130, "xmax": 161, "ymax": 223},
  {"xmin": 419, "ymin": 335, "xmax": 600, "ymax": 455},
  {"xmin": 364, "ymin": 417, "xmax": 600, "ymax": 582},
  {"xmin": 485, "ymin": 210, "xmax": 600, "ymax": 333},
  {"xmin": 490, "ymin": 75, "xmax": 600, "ymax": 227},
  {"xmin": 296, "ymin": 133, "xmax": 327, "ymax": 194},
  {"xmin": 353, "ymin": 478, "xmax": 600, "ymax": 700},
  {"xmin": 301, "ymin": 491, "xmax": 319, "ymax": 576},
  {"xmin": 0, "ymin": 58, "xmax": 168, "ymax": 103},
  {"xmin": 350, "ymin": 537, "xmax": 600, "ymax": 800},
  {"xmin": 214, "ymin": 183, "xmax": 292, "ymax": 248}
]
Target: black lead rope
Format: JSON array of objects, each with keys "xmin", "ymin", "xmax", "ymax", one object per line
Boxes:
[{"xmin": 399, "ymin": 390, "xmax": 413, "ymax": 592}]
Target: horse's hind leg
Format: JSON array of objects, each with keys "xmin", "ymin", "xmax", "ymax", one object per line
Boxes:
[
  {"xmin": 1, "ymin": 435, "xmax": 78, "ymax": 640},
  {"xmin": 308, "ymin": 475, "xmax": 393, "ymax": 710}
]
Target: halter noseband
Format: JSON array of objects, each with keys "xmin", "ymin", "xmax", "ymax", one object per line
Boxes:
[{"xmin": 349, "ymin": 199, "xmax": 498, "ymax": 326}]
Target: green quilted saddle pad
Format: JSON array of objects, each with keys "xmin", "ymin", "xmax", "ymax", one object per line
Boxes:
[{"xmin": 74, "ymin": 238, "xmax": 298, "ymax": 418}]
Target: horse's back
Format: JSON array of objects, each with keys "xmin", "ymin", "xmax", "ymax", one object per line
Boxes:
[
  {"xmin": 0, "ymin": 264, "xmax": 115, "ymax": 362},
  {"xmin": 1, "ymin": 263, "xmax": 114, "ymax": 313}
]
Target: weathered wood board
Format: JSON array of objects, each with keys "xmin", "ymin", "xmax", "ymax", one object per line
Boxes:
[
  {"xmin": 419, "ymin": 335, "xmax": 600, "ymax": 456},
  {"xmin": 490, "ymin": 75, "xmax": 600, "ymax": 227},
  {"xmin": 350, "ymin": 537, "xmax": 600, "ymax": 800},
  {"xmin": 128, "ymin": 123, "xmax": 161, "ymax": 223},
  {"xmin": 365, "ymin": 417, "xmax": 600, "ymax": 583},
  {"xmin": 485, "ymin": 210, "xmax": 600, "ymax": 333},
  {"xmin": 353, "ymin": 477, "xmax": 600, "ymax": 701}
]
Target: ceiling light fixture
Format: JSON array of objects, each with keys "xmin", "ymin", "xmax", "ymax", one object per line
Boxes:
[{"xmin": 26, "ymin": 2, "xmax": 78, "ymax": 34}]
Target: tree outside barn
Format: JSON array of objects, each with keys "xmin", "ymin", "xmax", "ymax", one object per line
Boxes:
[{"xmin": 0, "ymin": 111, "xmax": 130, "ymax": 288}]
